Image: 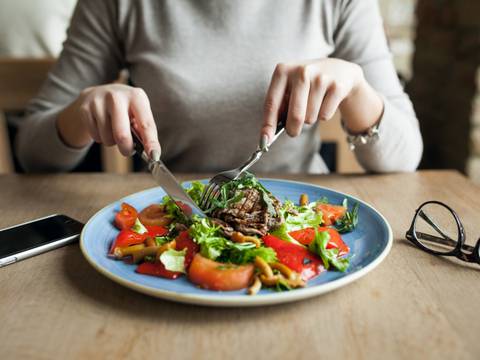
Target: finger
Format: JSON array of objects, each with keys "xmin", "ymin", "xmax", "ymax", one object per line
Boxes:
[
  {"xmin": 305, "ymin": 75, "xmax": 328, "ymax": 124},
  {"xmin": 79, "ymin": 103, "xmax": 101, "ymax": 143},
  {"xmin": 106, "ymin": 91, "xmax": 134, "ymax": 156},
  {"xmin": 286, "ymin": 67, "xmax": 310, "ymax": 137},
  {"xmin": 129, "ymin": 88, "xmax": 161, "ymax": 158},
  {"xmin": 261, "ymin": 63, "xmax": 290, "ymax": 142},
  {"xmin": 91, "ymin": 99, "xmax": 115, "ymax": 146},
  {"xmin": 319, "ymin": 82, "xmax": 346, "ymax": 121}
]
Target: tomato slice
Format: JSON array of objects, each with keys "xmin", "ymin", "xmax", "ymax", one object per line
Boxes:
[
  {"xmin": 109, "ymin": 229, "xmax": 146, "ymax": 253},
  {"xmin": 175, "ymin": 230, "xmax": 199, "ymax": 269},
  {"xmin": 114, "ymin": 202, "xmax": 138, "ymax": 230},
  {"xmin": 262, "ymin": 234, "xmax": 323, "ymax": 281},
  {"xmin": 289, "ymin": 227, "xmax": 350, "ymax": 256},
  {"xmin": 188, "ymin": 254, "xmax": 254, "ymax": 291},
  {"xmin": 315, "ymin": 204, "xmax": 346, "ymax": 226},
  {"xmin": 145, "ymin": 225, "xmax": 169, "ymax": 238},
  {"xmin": 136, "ymin": 261, "xmax": 181, "ymax": 279},
  {"xmin": 139, "ymin": 204, "xmax": 172, "ymax": 227}
]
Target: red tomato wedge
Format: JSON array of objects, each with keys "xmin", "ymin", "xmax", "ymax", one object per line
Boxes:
[
  {"xmin": 136, "ymin": 261, "xmax": 181, "ymax": 279},
  {"xmin": 262, "ymin": 234, "xmax": 323, "ymax": 281},
  {"xmin": 139, "ymin": 204, "xmax": 172, "ymax": 227},
  {"xmin": 145, "ymin": 225, "xmax": 169, "ymax": 238},
  {"xmin": 114, "ymin": 202, "xmax": 138, "ymax": 230},
  {"xmin": 188, "ymin": 254, "xmax": 254, "ymax": 291},
  {"xmin": 109, "ymin": 229, "xmax": 146, "ymax": 253},
  {"xmin": 175, "ymin": 231, "xmax": 199, "ymax": 269},
  {"xmin": 315, "ymin": 204, "xmax": 346, "ymax": 226},
  {"xmin": 289, "ymin": 227, "xmax": 350, "ymax": 256}
]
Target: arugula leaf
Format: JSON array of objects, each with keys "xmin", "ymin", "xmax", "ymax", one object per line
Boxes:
[
  {"xmin": 308, "ymin": 229, "xmax": 350, "ymax": 272},
  {"xmin": 159, "ymin": 248, "xmax": 187, "ymax": 273},
  {"xmin": 131, "ymin": 218, "xmax": 147, "ymax": 234},
  {"xmin": 335, "ymin": 200, "xmax": 359, "ymax": 233},
  {"xmin": 202, "ymin": 172, "xmax": 275, "ymax": 215},
  {"xmin": 273, "ymin": 277, "xmax": 293, "ymax": 292}
]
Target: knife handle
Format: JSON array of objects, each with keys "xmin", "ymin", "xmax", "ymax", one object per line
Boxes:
[{"xmin": 131, "ymin": 128, "xmax": 150, "ymax": 163}]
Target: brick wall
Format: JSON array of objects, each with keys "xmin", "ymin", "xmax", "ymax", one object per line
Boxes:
[
  {"xmin": 380, "ymin": 0, "xmax": 480, "ymax": 181},
  {"xmin": 407, "ymin": 0, "xmax": 480, "ymax": 176}
]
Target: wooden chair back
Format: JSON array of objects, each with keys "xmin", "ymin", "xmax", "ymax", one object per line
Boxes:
[
  {"xmin": 0, "ymin": 58, "xmax": 131, "ymax": 174},
  {"xmin": 0, "ymin": 58, "xmax": 55, "ymax": 173}
]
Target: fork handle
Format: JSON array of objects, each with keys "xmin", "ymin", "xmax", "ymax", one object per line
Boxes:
[{"xmin": 262, "ymin": 112, "xmax": 286, "ymax": 151}]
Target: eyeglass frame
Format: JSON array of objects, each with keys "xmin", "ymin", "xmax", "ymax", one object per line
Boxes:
[{"xmin": 405, "ymin": 200, "xmax": 480, "ymax": 264}]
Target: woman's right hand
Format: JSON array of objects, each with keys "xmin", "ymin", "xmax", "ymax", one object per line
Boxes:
[{"xmin": 57, "ymin": 84, "xmax": 161, "ymax": 158}]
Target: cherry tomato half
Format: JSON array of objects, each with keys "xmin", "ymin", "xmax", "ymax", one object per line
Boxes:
[{"xmin": 114, "ymin": 202, "xmax": 138, "ymax": 230}]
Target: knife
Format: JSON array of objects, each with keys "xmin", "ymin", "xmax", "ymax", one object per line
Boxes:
[{"xmin": 130, "ymin": 129, "xmax": 206, "ymax": 219}]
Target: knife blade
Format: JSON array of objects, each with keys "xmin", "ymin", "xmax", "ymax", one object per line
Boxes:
[{"xmin": 130, "ymin": 129, "xmax": 206, "ymax": 219}]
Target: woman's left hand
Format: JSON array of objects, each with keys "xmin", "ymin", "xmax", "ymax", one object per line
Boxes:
[{"xmin": 261, "ymin": 58, "xmax": 383, "ymax": 141}]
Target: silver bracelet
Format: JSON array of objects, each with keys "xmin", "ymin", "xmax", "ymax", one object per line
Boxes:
[{"xmin": 342, "ymin": 119, "xmax": 381, "ymax": 151}]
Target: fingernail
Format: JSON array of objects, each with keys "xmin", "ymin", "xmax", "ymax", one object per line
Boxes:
[
  {"xmin": 150, "ymin": 149, "xmax": 160, "ymax": 162},
  {"xmin": 260, "ymin": 134, "xmax": 269, "ymax": 152}
]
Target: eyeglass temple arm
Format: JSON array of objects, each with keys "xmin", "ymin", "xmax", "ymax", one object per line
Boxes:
[
  {"xmin": 418, "ymin": 210, "xmax": 453, "ymax": 242},
  {"xmin": 413, "ymin": 231, "xmax": 475, "ymax": 252}
]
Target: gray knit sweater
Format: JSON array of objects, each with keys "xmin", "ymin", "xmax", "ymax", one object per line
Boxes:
[{"xmin": 16, "ymin": 0, "xmax": 423, "ymax": 173}]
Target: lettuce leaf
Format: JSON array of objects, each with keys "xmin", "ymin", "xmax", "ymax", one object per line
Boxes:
[
  {"xmin": 131, "ymin": 218, "xmax": 147, "ymax": 234},
  {"xmin": 185, "ymin": 181, "xmax": 205, "ymax": 205},
  {"xmin": 308, "ymin": 229, "xmax": 349, "ymax": 272},
  {"xmin": 278, "ymin": 201, "xmax": 324, "ymax": 234},
  {"xmin": 159, "ymin": 248, "xmax": 187, "ymax": 273},
  {"xmin": 189, "ymin": 216, "xmax": 277, "ymax": 264},
  {"xmin": 220, "ymin": 243, "xmax": 278, "ymax": 264},
  {"xmin": 271, "ymin": 223, "xmax": 304, "ymax": 246},
  {"xmin": 189, "ymin": 217, "xmax": 229, "ymax": 260}
]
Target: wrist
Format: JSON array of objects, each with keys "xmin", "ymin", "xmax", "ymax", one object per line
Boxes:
[
  {"xmin": 340, "ymin": 74, "xmax": 384, "ymax": 134},
  {"xmin": 56, "ymin": 99, "xmax": 93, "ymax": 149}
]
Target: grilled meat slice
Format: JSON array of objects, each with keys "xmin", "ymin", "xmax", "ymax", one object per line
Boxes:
[{"xmin": 212, "ymin": 188, "xmax": 282, "ymax": 237}]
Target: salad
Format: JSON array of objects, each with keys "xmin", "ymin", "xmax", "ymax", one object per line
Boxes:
[{"xmin": 108, "ymin": 174, "xmax": 359, "ymax": 295}]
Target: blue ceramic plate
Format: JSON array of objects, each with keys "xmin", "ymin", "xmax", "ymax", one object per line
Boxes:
[{"xmin": 80, "ymin": 179, "xmax": 392, "ymax": 307}]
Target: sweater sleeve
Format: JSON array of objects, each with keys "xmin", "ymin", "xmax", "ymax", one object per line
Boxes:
[
  {"xmin": 331, "ymin": 0, "xmax": 423, "ymax": 172},
  {"xmin": 15, "ymin": 0, "xmax": 123, "ymax": 172}
]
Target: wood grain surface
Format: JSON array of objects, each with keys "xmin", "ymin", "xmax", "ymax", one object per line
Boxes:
[{"xmin": 0, "ymin": 171, "xmax": 479, "ymax": 360}]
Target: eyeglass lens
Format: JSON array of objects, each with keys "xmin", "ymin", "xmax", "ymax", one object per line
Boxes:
[{"xmin": 414, "ymin": 203, "xmax": 459, "ymax": 254}]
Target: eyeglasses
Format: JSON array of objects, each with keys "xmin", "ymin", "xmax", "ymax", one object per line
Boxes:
[{"xmin": 405, "ymin": 201, "xmax": 480, "ymax": 265}]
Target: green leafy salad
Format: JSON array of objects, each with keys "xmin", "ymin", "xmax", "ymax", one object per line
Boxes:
[{"xmin": 110, "ymin": 173, "xmax": 359, "ymax": 294}]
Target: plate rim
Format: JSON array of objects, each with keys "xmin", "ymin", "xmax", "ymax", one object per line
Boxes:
[{"xmin": 80, "ymin": 178, "xmax": 393, "ymax": 307}]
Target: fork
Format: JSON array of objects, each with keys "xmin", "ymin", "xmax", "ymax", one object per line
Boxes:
[{"xmin": 199, "ymin": 114, "xmax": 286, "ymax": 211}]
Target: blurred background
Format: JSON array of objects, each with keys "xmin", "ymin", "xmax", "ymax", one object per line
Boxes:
[{"xmin": 0, "ymin": 0, "xmax": 479, "ymax": 180}]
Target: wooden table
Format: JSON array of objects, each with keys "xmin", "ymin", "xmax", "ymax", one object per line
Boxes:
[{"xmin": 1, "ymin": 171, "xmax": 479, "ymax": 360}]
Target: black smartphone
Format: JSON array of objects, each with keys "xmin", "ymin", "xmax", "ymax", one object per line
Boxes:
[{"xmin": 0, "ymin": 214, "xmax": 84, "ymax": 267}]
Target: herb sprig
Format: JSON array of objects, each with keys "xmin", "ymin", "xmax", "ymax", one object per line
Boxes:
[{"xmin": 335, "ymin": 199, "xmax": 359, "ymax": 233}]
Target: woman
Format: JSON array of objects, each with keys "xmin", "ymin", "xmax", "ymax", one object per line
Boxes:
[{"xmin": 16, "ymin": 0, "xmax": 422, "ymax": 173}]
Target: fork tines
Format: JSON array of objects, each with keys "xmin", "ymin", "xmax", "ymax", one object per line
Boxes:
[{"xmin": 199, "ymin": 183, "xmax": 220, "ymax": 210}]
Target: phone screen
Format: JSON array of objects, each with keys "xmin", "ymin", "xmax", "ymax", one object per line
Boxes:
[{"xmin": 0, "ymin": 215, "xmax": 84, "ymax": 258}]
